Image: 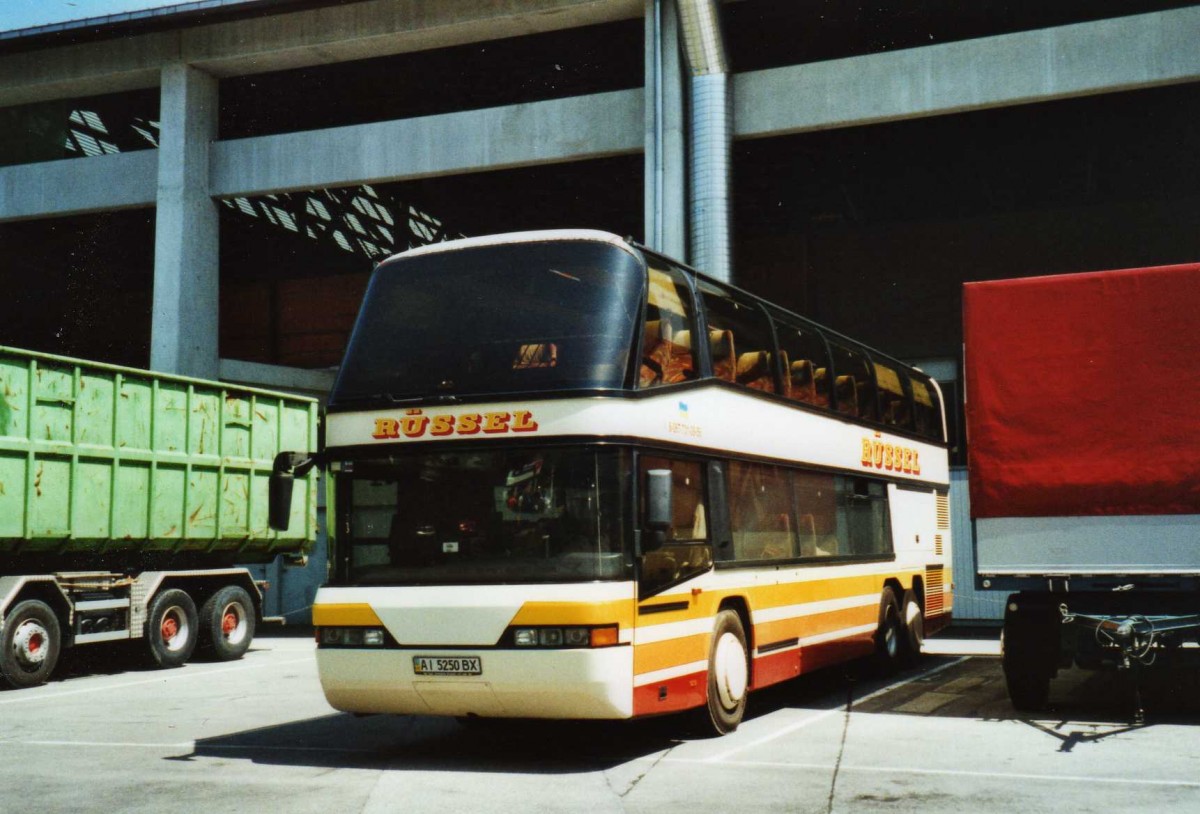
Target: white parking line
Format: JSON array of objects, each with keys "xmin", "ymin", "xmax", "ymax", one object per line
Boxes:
[
  {"xmin": 705, "ymin": 657, "xmax": 969, "ymax": 762},
  {"xmin": 0, "ymin": 656, "xmax": 312, "ymax": 706}
]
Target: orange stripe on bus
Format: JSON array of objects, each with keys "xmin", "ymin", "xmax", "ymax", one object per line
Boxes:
[
  {"xmin": 753, "ymin": 606, "xmax": 876, "ymax": 648},
  {"xmin": 311, "ymin": 603, "xmax": 383, "ymax": 627}
]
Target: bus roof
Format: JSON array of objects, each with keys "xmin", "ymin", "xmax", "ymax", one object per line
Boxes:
[{"xmin": 380, "ymin": 229, "xmax": 635, "ymax": 264}]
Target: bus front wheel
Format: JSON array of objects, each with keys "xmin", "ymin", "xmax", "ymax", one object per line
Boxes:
[{"xmin": 698, "ymin": 609, "xmax": 749, "ymax": 736}]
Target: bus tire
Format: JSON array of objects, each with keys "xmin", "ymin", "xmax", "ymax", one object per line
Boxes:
[
  {"xmin": 698, "ymin": 609, "xmax": 750, "ymax": 736},
  {"xmin": 146, "ymin": 589, "xmax": 198, "ymax": 669},
  {"xmin": 900, "ymin": 589, "xmax": 924, "ymax": 665},
  {"xmin": 872, "ymin": 587, "xmax": 903, "ymax": 674},
  {"xmin": 199, "ymin": 585, "xmax": 256, "ymax": 661},
  {"xmin": 0, "ymin": 600, "xmax": 61, "ymax": 689}
]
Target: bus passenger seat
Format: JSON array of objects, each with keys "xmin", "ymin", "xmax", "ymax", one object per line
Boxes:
[
  {"xmin": 710, "ymin": 329, "xmax": 736, "ymax": 382},
  {"xmin": 665, "ymin": 329, "xmax": 696, "ymax": 383},
  {"xmin": 789, "ymin": 360, "xmax": 816, "ymax": 403},
  {"xmin": 736, "ymin": 351, "xmax": 775, "ymax": 392},
  {"xmin": 797, "ymin": 513, "xmax": 817, "ymax": 556},
  {"xmin": 812, "ymin": 367, "xmax": 830, "ymax": 407},
  {"xmin": 835, "ymin": 375, "xmax": 858, "ymax": 415},
  {"xmin": 639, "ymin": 320, "xmax": 673, "ymax": 386}
]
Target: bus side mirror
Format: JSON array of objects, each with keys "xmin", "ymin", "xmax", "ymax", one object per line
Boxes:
[
  {"xmin": 270, "ymin": 452, "xmax": 319, "ymax": 532},
  {"xmin": 644, "ymin": 469, "xmax": 673, "ymax": 551}
]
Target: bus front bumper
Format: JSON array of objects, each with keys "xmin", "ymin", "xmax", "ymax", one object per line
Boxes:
[{"xmin": 316, "ymin": 646, "xmax": 635, "ymax": 720}]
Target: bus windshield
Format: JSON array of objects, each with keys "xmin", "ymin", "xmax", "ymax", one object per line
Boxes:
[
  {"xmin": 334, "ymin": 446, "xmax": 632, "ymax": 586},
  {"xmin": 330, "ymin": 240, "xmax": 644, "ymax": 406}
]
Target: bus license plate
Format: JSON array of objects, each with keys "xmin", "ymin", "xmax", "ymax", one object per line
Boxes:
[{"xmin": 413, "ymin": 655, "xmax": 482, "ymax": 676}]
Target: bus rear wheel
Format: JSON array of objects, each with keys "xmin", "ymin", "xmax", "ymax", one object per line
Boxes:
[
  {"xmin": 900, "ymin": 589, "xmax": 925, "ymax": 665},
  {"xmin": 872, "ymin": 588, "xmax": 903, "ymax": 674},
  {"xmin": 698, "ymin": 609, "xmax": 749, "ymax": 736},
  {"xmin": 1, "ymin": 600, "xmax": 61, "ymax": 689}
]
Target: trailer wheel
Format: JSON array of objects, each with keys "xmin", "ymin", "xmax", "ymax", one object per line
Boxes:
[
  {"xmin": 199, "ymin": 585, "xmax": 256, "ymax": 661},
  {"xmin": 871, "ymin": 587, "xmax": 903, "ymax": 674},
  {"xmin": 900, "ymin": 589, "xmax": 925, "ymax": 665},
  {"xmin": 696, "ymin": 609, "xmax": 749, "ymax": 736},
  {"xmin": 1002, "ymin": 626, "xmax": 1051, "ymax": 712},
  {"xmin": 145, "ymin": 589, "xmax": 198, "ymax": 668},
  {"xmin": 1, "ymin": 600, "xmax": 61, "ymax": 689}
]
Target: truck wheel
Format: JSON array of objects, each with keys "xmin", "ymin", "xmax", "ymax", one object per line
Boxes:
[
  {"xmin": 146, "ymin": 589, "xmax": 198, "ymax": 668},
  {"xmin": 697, "ymin": 610, "xmax": 749, "ymax": 736},
  {"xmin": 900, "ymin": 589, "xmax": 925, "ymax": 666},
  {"xmin": 871, "ymin": 587, "xmax": 903, "ymax": 674},
  {"xmin": 199, "ymin": 585, "xmax": 256, "ymax": 661},
  {"xmin": 1, "ymin": 600, "xmax": 61, "ymax": 689}
]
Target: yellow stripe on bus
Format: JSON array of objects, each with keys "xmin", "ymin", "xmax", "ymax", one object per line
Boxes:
[
  {"xmin": 312, "ymin": 603, "xmax": 384, "ymax": 627},
  {"xmin": 510, "ymin": 600, "xmax": 636, "ymax": 629},
  {"xmin": 634, "ymin": 633, "xmax": 709, "ymax": 675}
]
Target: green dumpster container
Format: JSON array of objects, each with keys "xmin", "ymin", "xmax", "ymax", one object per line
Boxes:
[{"xmin": 0, "ymin": 346, "xmax": 318, "ymax": 572}]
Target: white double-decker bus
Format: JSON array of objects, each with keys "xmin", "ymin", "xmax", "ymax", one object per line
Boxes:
[{"xmin": 271, "ymin": 229, "xmax": 951, "ymax": 734}]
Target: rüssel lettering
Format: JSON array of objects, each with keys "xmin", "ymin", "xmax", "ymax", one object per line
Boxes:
[
  {"xmin": 373, "ymin": 409, "xmax": 538, "ymax": 440},
  {"xmin": 861, "ymin": 437, "xmax": 920, "ymax": 475}
]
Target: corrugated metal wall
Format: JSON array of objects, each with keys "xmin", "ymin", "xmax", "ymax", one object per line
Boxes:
[{"xmin": 950, "ymin": 467, "xmax": 1006, "ymax": 622}]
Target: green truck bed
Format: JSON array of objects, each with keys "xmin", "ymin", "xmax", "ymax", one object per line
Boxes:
[{"xmin": 0, "ymin": 346, "xmax": 318, "ymax": 571}]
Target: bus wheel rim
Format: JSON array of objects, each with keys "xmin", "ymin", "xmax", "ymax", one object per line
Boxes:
[{"xmin": 714, "ymin": 632, "xmax": 748, "ymax": 709}]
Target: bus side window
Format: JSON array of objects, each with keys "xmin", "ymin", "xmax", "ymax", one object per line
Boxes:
[
  {"xmin": 911, "ymin": 374, "xmax": 944, "ymax": 442},
  {"xmin": 829, "ymin": 340, "xmax": 878, "ymax": 422},
  {"xmin": 699, "ymin": 282, "xmax": 776, "ymax": 393},
  {"xmin": 727, "ymin": 461, "xmax": 796, "ymax": 561},
  {"xmin": 771, "ymin": 314, "xmax": 831, "ymax": 409},
  {"xmin": 641, "ymin": 263, "xmax": 698, "ymax": 388},
  {"xmin": 793, "ymin": 471, "xmax": 839, "ymax": 558},
  {"xmin": 874, "ymin": 360, "xmax": 914, "ymax": 430},
  {"xmin": 836, "ymin": 477, "xmax": 893, "ymax": 557}
]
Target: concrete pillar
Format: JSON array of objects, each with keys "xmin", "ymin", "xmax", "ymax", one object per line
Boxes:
[
  {"xmin": 151, "ymin": 63, "xmax": 219, "ymax": 379},
  {"xmin": 643, "ymin": 0, "xmax": 687, "ymax": 261}
]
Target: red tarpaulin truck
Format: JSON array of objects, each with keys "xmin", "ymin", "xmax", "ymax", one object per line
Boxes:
[{"xmin": 964, "ymin": 262, "xmax": 1200, "ymax": 716}]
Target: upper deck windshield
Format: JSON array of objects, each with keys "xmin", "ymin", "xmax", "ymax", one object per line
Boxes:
[
  {"xmin": 334, "ymin": 446, "xmax": 632, "ymax": 586},
  {"xmin": 330, "ymin": 239, "xmax": 644, "ymax": 407}
]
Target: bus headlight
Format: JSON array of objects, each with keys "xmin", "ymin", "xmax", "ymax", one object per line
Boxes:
[
  {"xmin": 510, "ymin": 625, "xmax": 618, "ymax": 648},
  {"xmin": 318, "ymin": 627, "xmax": 387, "ymax": 647}
]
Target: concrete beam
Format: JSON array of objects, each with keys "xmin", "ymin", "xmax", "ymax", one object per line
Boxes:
[
  {"xmin": 219, "ymin": 358, "xmax": 336, "ymax": 397},
  {"xmin": 734, "ymin": 6, "xmax": 1200, "ymax": 139},
  {"xmin": 0, "ymin": 151, "xmax": 156, "ymax": 222},
  {"xmin": 210, "ymin": 88, "xmax": 644, "ymax": 198},
  {"xmin": 0, "ymin": 0, "xmax": 642, "ymax": 107}
]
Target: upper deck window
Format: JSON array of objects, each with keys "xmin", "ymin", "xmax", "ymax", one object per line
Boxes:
[
  {"xmin": 698, "ymin": 282, "xmax": 776, "ymax": 392},
  {"xmin": 639, "ymin": 260, "xmax": 699, "ymax": 387},
  {"xmin": 331, "ymin": 240, "xmax": 643, "ymax": 406}
]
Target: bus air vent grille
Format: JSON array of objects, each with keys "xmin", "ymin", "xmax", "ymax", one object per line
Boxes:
[
  {"xmin": 925, "ymin": 565, "xmax": 945, "ymax": 617},
  {"xmin": 935, "ymin": 494, "xmax": 950, "ymax": 529}
]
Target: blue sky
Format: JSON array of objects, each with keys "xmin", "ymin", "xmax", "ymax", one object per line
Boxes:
[{"xmin": 2, "ymin": 1, "xmax": 239, "ymax": 33}]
